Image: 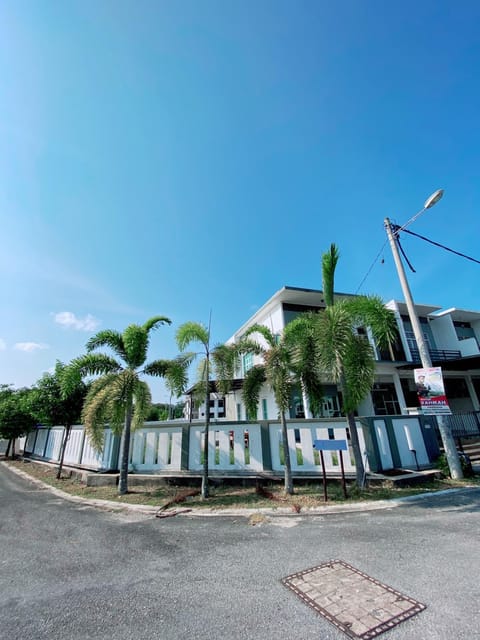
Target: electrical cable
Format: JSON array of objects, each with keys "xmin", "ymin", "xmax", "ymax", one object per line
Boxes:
[
  {"xmin": 354, "ymin": 239, "xmax": 388, "ymax": 294},
  {"xmin": 393, "ymin": 225, "xmax": 480, "ymax": 266}
]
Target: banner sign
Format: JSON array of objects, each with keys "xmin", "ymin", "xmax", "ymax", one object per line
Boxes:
[{"xmin": 414, "ymin": 367, "xmax": 451, "ymax": 415}]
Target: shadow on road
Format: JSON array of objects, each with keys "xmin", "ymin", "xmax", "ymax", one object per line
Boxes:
[{"xmin": 398, "ymin": 487, "xmax": 480, "ymax": 514}]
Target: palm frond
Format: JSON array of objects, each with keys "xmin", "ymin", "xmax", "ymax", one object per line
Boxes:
[
  {"xmin": 264, "ymin": 345, "xmax": 292, "ymax": 414},
  {"xmin": 191, "ymin": 380, "xmax": 208, "ymax": 407},
  {"xmin": 316, "ymin": 304, "xmax": 353, "ymax": 381},
  {"xmin": 122, "ymin": 324, "xmax": 149, "ymax": 369},
  {"xmin": 63, "ymin": 354, "xmax": 122, "ymax": 394},
  {"xmin": 348, "ymin": 295, "xmax": 398, "ymax": 351},
  {"xmin": 144, "ymin": 354, "xmax": 194, "ymax": 398},
  {"xmin": 242, "ymin": 365, "xmax": 266, "ymax": 420},
  {"xmin": 86, "ymin": 330, "xmax": 126, "ymax": 360},
  {"xmin": 81, "ymin": 383, "xmax": 115, "ymax": 451},
  {"xmin": 132, "ymin": 380, "xmax": 152, "ymax": 430},
  {"xmin": 211, "ymin": 344, "xmax": 238, "ymax": 396},
  {"xmin": 142, "ymin": 316, "xmax": 172, "ymax": 333},
  {"xmin": 244, "ymin": 324, "xmax": 276, "ymax": 349},
  {"xmin": 176, "ymin": 321, "xmax": 209, "ymax": 352},
  {"xmin": 196, "ymin": 357, "xmax": 209, "ymax": 384},
  {"xmin": 322, "ymin": 243, "xmax": 339, "ymax": 307},
  {"xmin": 342, "ymin": 335, "xmax": 375, "ymax": 412},
  {"xmin": 235, "ymin": 337, "xmax": 264, "ymax": 357},
  {"xmin": 143, "ymin": 359, "xmax": 169, "ymax": 378},
  {"xmin": 164, "ymin": 354, "xmax": 194, "ymax": 397}
]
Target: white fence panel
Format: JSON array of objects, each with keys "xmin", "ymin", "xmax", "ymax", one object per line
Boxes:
[
  {"xmin": 131, "ymin": 427, "xmax": 182, "ymax": 471},
  {"xmin": 188, "ymin": 424, "xmax": 263, "ymax": 471},
  {"xmin": 33, "ymin": 429, "xmax": 48, "ymax": 456},
  {"xmin": 63, "ymin": 428, "xmax": 85, "ymax": 465},
  {"xmin": 44, "ymin": 428, "xmax": 64, "ymax": 461},
  {"xmin": 25, "ymin": 431, "xmax": 36, "ymax": 453},
  {"xmin": 392, "ymin": 418, "xmax": 429, "ymax": 468},
  {"xmin": 81, "ymin": 430, "xmax": 113, "ymax": 469},
  {"xmin": 373, "ymin": 420, "xmax": 394, "ymax": 470},
  {"xmin": 270, "ymin": 421, "xmax": 369, "ymax": 473}
]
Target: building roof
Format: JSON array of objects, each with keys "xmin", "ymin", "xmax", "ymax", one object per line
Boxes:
[
  {"xmin": 429, "ymin": 307, "xmax": 480, "ymax": 323},
  {"xmin": 228, "ymin": 285, "xmax": 356, "ymax": 342}
]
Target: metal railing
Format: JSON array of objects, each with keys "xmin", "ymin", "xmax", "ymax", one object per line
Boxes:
[
  {"xmin": 438, "ymin": 412, "xmax": 480, "ymax": 439},
  {"xmin": 409, "ymin": 348, "xmax": 461, "ymax": 363}
]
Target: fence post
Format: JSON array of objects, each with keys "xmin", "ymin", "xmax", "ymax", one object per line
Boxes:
[
  {"xmin": 181, "ymin": 423, "xmax": 190, "ymax": 471},
  {"xmin": 260, "ymin": 421, "xmax": 272, "ymax": 471}
]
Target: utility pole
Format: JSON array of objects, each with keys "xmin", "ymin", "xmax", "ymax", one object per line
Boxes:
[{"xmin": 384, "ymin": 216, "xmax": 463, "ymax": 479}]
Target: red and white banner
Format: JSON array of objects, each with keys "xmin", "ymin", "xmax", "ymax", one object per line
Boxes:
[{"xmin": 414, "ymin": 367, "xmax": 451, "ymax": 415}]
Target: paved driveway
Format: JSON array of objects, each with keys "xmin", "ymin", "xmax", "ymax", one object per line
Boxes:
[{"xmin": 0, "ymin": 464, "xmax": 479, "ymax": 640}]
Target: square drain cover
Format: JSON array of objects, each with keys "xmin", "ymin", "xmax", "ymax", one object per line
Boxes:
[{"xmin": 282, "ymin": 560, "xmax": 426, "ymax": 639}]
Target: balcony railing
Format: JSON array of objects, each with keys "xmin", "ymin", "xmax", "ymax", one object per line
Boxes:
[{"xmin": 409, "ymin": 348, "xmax": 461, "ymax": 363}]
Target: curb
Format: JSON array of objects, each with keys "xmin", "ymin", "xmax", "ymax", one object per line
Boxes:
[{"xmin": 1, "ymin": 460, "xmax": 477, "ymax": 519}]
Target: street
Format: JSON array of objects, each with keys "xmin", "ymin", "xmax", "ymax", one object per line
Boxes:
[{"xmin": 0, "ymin": 464, "xmax": 479, "ymax": 640}]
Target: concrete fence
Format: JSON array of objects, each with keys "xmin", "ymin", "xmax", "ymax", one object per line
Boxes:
[{"xmin": 20, "ymin": 415, "xmax": 441, "ymax": 477}]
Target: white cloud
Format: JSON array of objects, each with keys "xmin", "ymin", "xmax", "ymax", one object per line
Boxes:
[
  {"xmin": 53, "ymin": 311, "xmax": 100, "ymax": 332},
  {"xmin": 0, "ymin": 339, "xmax": 6, "ymax": 351},
  {"xmin": 14, "ymin": 342, "xmax": 49, "ymax": 352}
]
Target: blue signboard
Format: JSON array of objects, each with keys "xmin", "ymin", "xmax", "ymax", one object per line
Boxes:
[{"xmin": 313, "ymin": 439, "xmax": 348, "ymax": 451}]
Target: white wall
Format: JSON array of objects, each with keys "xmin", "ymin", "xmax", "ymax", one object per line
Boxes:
[{"xmin": 429, "ymin": 315, "xmax": 460, "ymax": 351}]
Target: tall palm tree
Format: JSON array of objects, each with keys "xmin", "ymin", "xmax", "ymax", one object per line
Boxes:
[
  {"xmin": 317, "ymin": 244, "xmax": 398, "ymax": 487},
  {"xmin": 240, "ymin": 324, "xmax": 324, "ymax": 495},
  {"xmin": 176, "ymin": 322, "xmax": 247, "ymax": 499},
  {"xmin": 283, "ymin": 314, "xmax": 324, "ymax": 419},
  {"xmin": 64, "ymin": 317, "xmax": 191, "ymax": 495},
  {"xmin": 176, "ymin": 321, "xmax": 214, "ymax": 499}
]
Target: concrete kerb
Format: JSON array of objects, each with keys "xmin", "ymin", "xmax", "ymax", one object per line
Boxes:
[{"xmin": 1, "ymin": 460, "xmax": 476, "ymax": 520}]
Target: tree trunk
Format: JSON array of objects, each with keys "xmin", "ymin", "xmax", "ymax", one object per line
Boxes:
[
  {"xmin": 347, "ymin": 411, "xmax": 366, "ymax": 488},
  {"xmin": 281, "ymin": 411, "xmax": 294, "ymax": 494},
  {"xmin": 301, "ymin": 382, "xmax": 312, "ymax": 419},
  {"xmin": 10, "ymin": 438, "xmax": 16, "ymax": 460},
  {"xmin": 118, "ymin": 401, "xmax": 133, "ymax": 495},
  {"xmin": 5, "ymin": 439, "xmax": 11, "ymax": 458},
  {"xmin": 57, "ymin": 425, "xmax": 71, "ymax": 480}
]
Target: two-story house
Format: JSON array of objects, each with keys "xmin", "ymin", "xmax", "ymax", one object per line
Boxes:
[{"xmin": 191, "ymin": 286, "xmax": 480, "ymax": 422}]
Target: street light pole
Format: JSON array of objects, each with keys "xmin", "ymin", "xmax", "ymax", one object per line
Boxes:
[{"xmin": 384, "ymin": 195, "xmax": 463, "ymax": 479}]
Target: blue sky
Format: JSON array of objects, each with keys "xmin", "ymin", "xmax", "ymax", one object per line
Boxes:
[{"xmin": 1, "ymin": 1, "xmax": 479, "ymax": 402}]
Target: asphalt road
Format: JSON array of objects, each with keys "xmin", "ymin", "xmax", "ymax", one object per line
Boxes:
[{"xmin": 1, "ymin": 464, "xmax": 479, "ymax": 640}]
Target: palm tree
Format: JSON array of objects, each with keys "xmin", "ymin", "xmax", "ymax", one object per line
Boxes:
[
  {"xmin": 176, "ymin": 322, "xmax": 247, "ymax": 499},
  {"xmin": 283, "ymin": 314, "xmax": 324, "ymax": 419},
  {"xmin": 176, "ymin": 321, "xmax": 214, "ymax": 499},
  {"xmin": 64, "ymin": 317, "xmax": 191, "ymax": 495},
  {"xmin": 240, "ymin": 324, "xmax": 324, "ymax": 495},
  {"xmin": 317, "ymin": 244, "xmax": 398, "ymax": 487}
]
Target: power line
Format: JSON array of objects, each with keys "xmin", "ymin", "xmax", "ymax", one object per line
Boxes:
[
  {"xmin": 354, "ymin": 239, "xmax": 388, "ymax": 294},
  {"xmin": 394, "ymin": 225, "xmax": 480, "ymax": 266}
]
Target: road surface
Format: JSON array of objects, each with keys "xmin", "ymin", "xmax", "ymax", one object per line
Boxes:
[{"xmin": 0, "ymin": 463, "xmax": 479, "ymax": 639}]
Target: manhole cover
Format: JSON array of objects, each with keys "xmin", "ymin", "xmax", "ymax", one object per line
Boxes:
[{"xmin": 282, "ymin": 560, "xmax": 426, "ymax": 639}]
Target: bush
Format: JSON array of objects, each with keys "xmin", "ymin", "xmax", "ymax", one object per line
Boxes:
[{"xmin": 435, "ymin": 452, "xmax": 474, "ymax": 478}]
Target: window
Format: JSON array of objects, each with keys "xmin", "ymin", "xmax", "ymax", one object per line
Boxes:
[
  {"xmin": 242, "ymin": 353, "xmax": 253, "ymax": 375},
  {"xmin": 261, "ymin": 399, "xmax": 268, "ymax": 420},
  {"xmin": 236, "ymin": 403, "xmax": 242, "ymax": 421}
]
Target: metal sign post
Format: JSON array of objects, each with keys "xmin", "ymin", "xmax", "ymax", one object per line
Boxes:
[{"xmin": 313, "ymin": 440, "xmax": 348, "ymax": 501}]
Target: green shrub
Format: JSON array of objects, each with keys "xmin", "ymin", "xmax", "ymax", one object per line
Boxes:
[{"xmin": 435, "ymin": 452, "xmax": 474, "ymax": 478}]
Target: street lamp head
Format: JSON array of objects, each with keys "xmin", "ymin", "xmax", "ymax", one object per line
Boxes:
[{"xmin": 424, "ymin": 189, "xmax": 444, "ymax": 210}]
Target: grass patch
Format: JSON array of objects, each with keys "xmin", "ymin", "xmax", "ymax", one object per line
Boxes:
[{"xmin": 4, "ymin": 458, "xmax": 479, "ymax": 511}]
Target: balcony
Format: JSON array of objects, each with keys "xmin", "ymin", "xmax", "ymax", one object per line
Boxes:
[{"xmin": 409, "ymin": 348, "xmax": 461, "ymax": 364}]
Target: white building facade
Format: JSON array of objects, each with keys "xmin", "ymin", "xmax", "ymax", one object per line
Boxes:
[{"xmin": 215, "ymin": 286, "xmax": 480, "ymax": 421}]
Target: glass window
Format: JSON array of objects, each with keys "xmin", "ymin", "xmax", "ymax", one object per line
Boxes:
[
  {"xmin": 242, "ymin": 353, "xmax": 253, "ymax": 375},
  {"xmin": 261, "ymin": 399, "xmax": 268, "ymax": 420}
]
